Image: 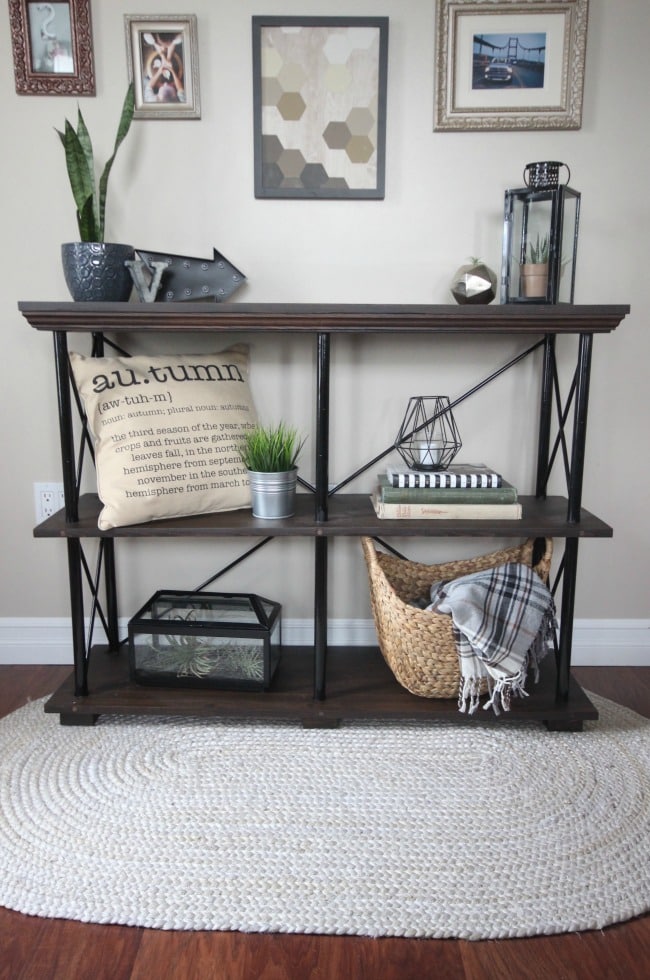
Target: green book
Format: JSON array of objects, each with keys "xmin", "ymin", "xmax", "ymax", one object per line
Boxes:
[
  {"xmin": 376, "ymin": 473, "xmax": 518, "ymax": 504},
  {"xmin": 370, "ymin": 493, "xmax": 522, "ymax": 520}
]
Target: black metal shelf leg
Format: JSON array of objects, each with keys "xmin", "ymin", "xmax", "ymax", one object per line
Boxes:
[
  {"xmin": 555, "ymin": 333, "xmax": 593, "ymax": 699},
  {"xmin": 568, "ymin": 332, "xmax": 593, "ymax": 522},
  {"xmin": 53, "ymin": 331, "xmax": 78, "ymax": 522},
  {"xmin": 536, "ymin": 335, "xmax": 555, "ymax": 498},
  {"xmin": 67, "ymin": 538, "xmax": 88, "ymax": 696},
  {"xmin": 103, "ymin": 540, "xmax": 120, "ymax": 650},
  {"xmin": 557, "ymin": 537, "xmax": 579, "ymax": 702},
  {"xmin": 315, "ymin": 333, "xmax": 330, "ymax": 522},
  {"xmin": 314, "ymin": 537, "xmax": 328, "ymax": 701},
  {"xmin": 55, "ymin": 329, "xmax": 88, "ymax": 693},
  {"xmin": 313, "ymin": 332, "xmax": 331, "ymax": 699}
]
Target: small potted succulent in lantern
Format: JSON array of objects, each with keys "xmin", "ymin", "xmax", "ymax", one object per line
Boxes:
[
  {"xmin": 239, "ymin": 422, "xmax": 306, "ymax": 519},
  {"xmin": 520, "ymin": 233, "xmax": 549, "ymax": 298}
]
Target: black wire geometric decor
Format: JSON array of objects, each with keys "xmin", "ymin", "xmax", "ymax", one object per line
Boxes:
[{"xmin": 395, "ymin": 396, "xmax": 462, "ymax": 471}]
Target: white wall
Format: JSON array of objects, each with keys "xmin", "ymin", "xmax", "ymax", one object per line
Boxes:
[{"xmin": 0, "ymin": 2, "xmax": 648, "ymax": 650}]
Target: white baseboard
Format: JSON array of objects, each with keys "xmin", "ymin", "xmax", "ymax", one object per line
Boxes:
[
  {"xmin": 568, "ymin": 619, "xmax": 650, "ymax": 666},
  {"xmin": 0, "ymin": 617, "xmax": 648, "ymax": 666}
]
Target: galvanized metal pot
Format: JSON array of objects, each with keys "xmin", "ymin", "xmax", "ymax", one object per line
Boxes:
[{"xmin": 247, "ymin": 469, "xmax": 298, "ymax": 519}]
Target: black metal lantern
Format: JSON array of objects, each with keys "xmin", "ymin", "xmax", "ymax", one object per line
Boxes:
[
  {"xmin": 395, "ymin": 396, "xmax": 462, "ymax": 471},
  {"xmin": 501, "ymin": 161, "xmax": 580, "ymax": 304}
]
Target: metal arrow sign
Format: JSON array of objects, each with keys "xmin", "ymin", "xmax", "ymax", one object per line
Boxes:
[{"xmin": 135, "ymin": 247, "xmax": 247, "ymax": 302}]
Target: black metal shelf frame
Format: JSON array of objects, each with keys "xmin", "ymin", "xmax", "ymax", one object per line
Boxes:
[{"xmin": 48, "ymin": 320, "xmax": 598, "ymax": 710}]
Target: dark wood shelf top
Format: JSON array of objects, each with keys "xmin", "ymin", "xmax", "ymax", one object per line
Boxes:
[
  {"xmin": 19, "ymin": 301, "xmax": 629, "ymax": 334},
  {"xmin": 34, "ymin": 492, "xmax": 613, "ymax": 539},
  {"xmin": 44, "ymin": 646, "xmax": 598, "ymax": 729}
]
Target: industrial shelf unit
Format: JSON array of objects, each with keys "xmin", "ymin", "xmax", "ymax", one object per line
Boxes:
[{"xmin": 20, "ymin": 301, "xmax": 629, "ymax": 729}]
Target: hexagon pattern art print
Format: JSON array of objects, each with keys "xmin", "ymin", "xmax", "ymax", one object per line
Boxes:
[{"xmin": 253, "ymin": 18, "xmax": 388, "ymax": 198}]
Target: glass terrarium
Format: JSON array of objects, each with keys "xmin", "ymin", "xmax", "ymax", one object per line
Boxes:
[{"xmin": 128, "ymin": 590, "xmax": 281, "ymax": 691}]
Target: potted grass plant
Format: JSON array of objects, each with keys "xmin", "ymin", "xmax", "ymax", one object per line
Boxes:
[
  {"xmin": 520, "ymin": 233, "xmax": 549, "ymax": 299},
  {"xmin": 240, "ymin": 423, "xmax": 306, "ymax": 519},
  {"xmin": 57, "ymin": 84, "xmax": 136, "ymax": 301}
]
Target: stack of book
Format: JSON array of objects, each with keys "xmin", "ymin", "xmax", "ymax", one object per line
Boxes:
[{"xmin": 371, "ymin": 463, "xmax": 522, "ymax": 520}]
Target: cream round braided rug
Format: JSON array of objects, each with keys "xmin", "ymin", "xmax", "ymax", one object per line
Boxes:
[{"xmin": 0, "ymin": 694, "xmax": 649, "ymax": 939}]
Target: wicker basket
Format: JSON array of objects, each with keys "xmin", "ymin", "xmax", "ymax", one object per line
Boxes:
[{"xmin": 361, "ymin": 537, "xmax": 553, "ymax": 699}]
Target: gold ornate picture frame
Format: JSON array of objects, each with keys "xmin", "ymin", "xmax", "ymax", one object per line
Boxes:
[
  {"xmin": 9, "ymin": 0, "xmax": 95, "ymax": 95},
  {"xmin": 434, "ymin": 0, "xmax": 589, "ymax": 131}
]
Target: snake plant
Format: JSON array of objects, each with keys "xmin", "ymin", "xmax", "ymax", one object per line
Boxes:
[{"xmin": 56, "ymin": 83, "xmax": 135, "ymax": 242}]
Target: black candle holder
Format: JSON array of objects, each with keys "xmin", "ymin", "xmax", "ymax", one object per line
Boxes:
[{"xmin": 395, "ymin": 396, "xmax": 462, "ymax": 471}]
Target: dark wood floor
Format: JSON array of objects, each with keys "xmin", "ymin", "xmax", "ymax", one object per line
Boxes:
[{"xmin": 1, "ymin": 665, "xmax": 649, "ymax": 980}]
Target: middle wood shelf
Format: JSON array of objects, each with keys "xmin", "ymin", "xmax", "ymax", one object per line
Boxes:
[{"xmin": 34, "ymin": 492, "xmax": 613, "ymax": 539}]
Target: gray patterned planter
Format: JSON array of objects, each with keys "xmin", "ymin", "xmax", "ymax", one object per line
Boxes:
[{"xmin": 61, "ymin": 242, "xmax": 134, "ymax": 302}]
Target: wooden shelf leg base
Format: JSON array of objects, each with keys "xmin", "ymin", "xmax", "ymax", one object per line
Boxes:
[
  {"xmin": 60, "ymin": 712, "xmax": 99, "ymax": 727},
  {"xmin": 544, "ymin": 719, "xmax": 583, "ymax": 732},
  {"xmin": 301, "ymin": 717, "xmax": 341, "ymax": 730}
]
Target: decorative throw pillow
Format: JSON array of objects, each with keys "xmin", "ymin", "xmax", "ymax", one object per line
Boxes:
[{"xmin": 69, "ymin": 346, "xmax": 257, "ymax": 529}]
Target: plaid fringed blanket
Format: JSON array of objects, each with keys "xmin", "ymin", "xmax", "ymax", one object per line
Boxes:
[{"xmin": 427, "ymin": 562, "xmax": 557, "ymax": 715}]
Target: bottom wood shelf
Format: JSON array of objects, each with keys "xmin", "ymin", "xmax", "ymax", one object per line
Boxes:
[{"xmin": 44, "ymin": 646, "xmax": 598, "ymax": 730}]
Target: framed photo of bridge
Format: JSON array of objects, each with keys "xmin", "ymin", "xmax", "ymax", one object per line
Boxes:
[{"xmin": 434, "ymin": 0, "xmax": 589, "ymax": 131}]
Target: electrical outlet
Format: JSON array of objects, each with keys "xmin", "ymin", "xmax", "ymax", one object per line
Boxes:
[{"xmin": 34, "ymin": 482, "xmax": 65, "ymax": 523}]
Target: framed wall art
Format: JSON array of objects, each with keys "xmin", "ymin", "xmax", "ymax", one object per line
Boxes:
[
  {"xmin": 252, "ymin": 16, "xmax": 389, "ymax": 199},
  {"xmin": 8, "ymin": 0, "xmax": 95, "ymax": 95},
  {"xmin": 124, "ymin": 14, "xmax": 201, "ymax": 119},
  {"xmin": 434, "ymin": 0, "xmax": 589, "ymax": 131}
]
